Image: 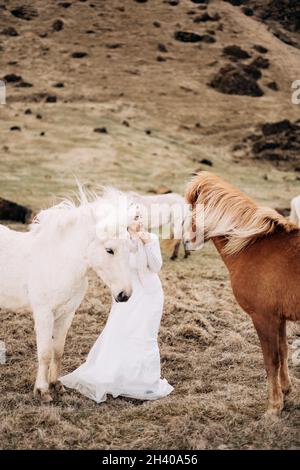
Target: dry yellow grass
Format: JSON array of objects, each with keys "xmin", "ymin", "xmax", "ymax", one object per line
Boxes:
[
  {"xmin": 0, "ymin": 0, "xmax": 300, "ymax": 450},
  {"xmin": 0, "ymin": 246, "xmax": 299, "ymax": 449}
]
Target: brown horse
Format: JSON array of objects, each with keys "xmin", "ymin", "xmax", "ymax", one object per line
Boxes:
[{"xmin": 184, "ymin": 171, "xmax": 300, "ymax": 417}]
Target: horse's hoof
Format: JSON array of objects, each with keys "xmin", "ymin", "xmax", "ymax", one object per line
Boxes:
[
  {"xmin": 261, "ymin": 408, "xmax": 281, "ymax": 423},
  {"xmin": 170, "ymin": 256, "xmax": 177, "ymax": 261},
  {"xmin": 52, "ymin": 381, "xmax": 66, "ymax": 395},
  {"xmin": 34, "ymin": 388, "xmax": 53, "ymax": 404},
  {"xmin": 282, "ymin": 385, "xmax": 292, "ymax": 396}
]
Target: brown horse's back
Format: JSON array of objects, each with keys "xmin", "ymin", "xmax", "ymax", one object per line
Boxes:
[{"xmin": 228, "ymin": 229, "xmax": 300, "ymax": 321}]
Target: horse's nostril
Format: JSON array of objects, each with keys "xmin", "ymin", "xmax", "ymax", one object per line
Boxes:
[{"xmin": 116, "ymin": 291, "xmax": 130, "ymax": 303}]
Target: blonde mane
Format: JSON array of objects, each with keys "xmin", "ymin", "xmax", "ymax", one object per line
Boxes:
[{"xmin": 186, "ymin": 171, "xmax": 297, "ymax": 255}]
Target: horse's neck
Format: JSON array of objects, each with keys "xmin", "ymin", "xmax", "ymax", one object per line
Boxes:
[
  {"xmin": 58, "ymin": 209, "xmax": 95, "ymax": 261},
  {"xmin": 211, "ymin": 236, "xmax": 236, "ymax": 272}
]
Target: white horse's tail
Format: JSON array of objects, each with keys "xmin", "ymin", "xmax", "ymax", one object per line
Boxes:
[{"xmin": 290, "ymin": 196, "xmax": 300, "ymax": 226}]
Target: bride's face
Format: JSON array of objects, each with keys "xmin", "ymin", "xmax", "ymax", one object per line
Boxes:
[{"xmin": 129, "ymin": 213, "xmax": 143, "ymax": 233}]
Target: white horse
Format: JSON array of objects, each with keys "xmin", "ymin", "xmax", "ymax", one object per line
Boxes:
[
  {"xmin": 128, "ymin": 192, "xmax": 190, "ymax": 260},
  {"xmin": 0, "ymin": 189, "xmax": 133, "ymax": 402},
  {"xmin": 290, "ymin": 195, "xmax": 300, "ymax": 225}
]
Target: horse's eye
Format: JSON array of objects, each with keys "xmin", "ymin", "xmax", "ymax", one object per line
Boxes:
[{"xmin": 105, "ymin": 248, "xmax": 114, "ymax": 255}]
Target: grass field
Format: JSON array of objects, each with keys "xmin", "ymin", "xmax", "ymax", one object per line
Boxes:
[{"xmin": 0, "ymin": 0, "xmax": 299, "ymax": 449}]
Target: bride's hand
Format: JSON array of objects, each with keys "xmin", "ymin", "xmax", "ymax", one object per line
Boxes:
[
  {"xmin": 128, "ymin": 220, "xmax": 151, "ymax": 244},
  {"xmin": 137, "ymin": 229, "xmax": 151, "ymax": 245}
]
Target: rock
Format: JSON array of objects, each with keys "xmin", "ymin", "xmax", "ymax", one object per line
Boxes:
[
  {"xmin": 10, "ymin": 6, "xmax": 38, "ymax": 21},
  {"xmin": 10, "ymin": 126, "xmax": 21, "ymax": 131},
  {"xmin": 15, "ymin": 81, "xmax": 33, "ymax": 88},
  {"xmin": 225, "ymin": 1, "xmax": 300, "ymax": 43},
  {"xmin": 242, "ymin": 6, "xmax": 254, "ymax": 16},
  {"xmin": 261, "ymin": 120, "xmax": 297, "ymax": 136},
  {"xmin": 199, "ymin": 158, "xmax": 213, "ymax": 166},
  {"xmin": 209, "ymin": 63, "xmax": 264, "ymax": 97},
  {"xmin": 3, "ymin": 73, "xmax": 22, "ymax": 83},
  {"xmin": 253, "ymin": 44, "xmax": 268, "ymax": 54},
  {"xmin": 1, "ymin": 27, "xmax": 19, "ymax": 36},
  {"xmin": 24, "ymin": 108, "xmax": 32, "ymax": 115},
  {"xmin": 0, "ymin": 197, "xmax": 32, "ymax": 223},
  {"xmin": 270, "ymin": 27, "xmax": 300, "ymax": 49},
  {"xmin": 71, "ymin": 52, "xmax": 88, "ymax": 58},
  {"xmin": 166, "ymin": 1, "xmax": 179, "ymax": 5},
  {"xmin": 4, "ymin": 74, "xmax": 33, "ymax": 88},
  {"xmin": 58, "ymin": 2, "xmax": 72, "ymax": 7},
  {"xmin": 46, "ymin": 95, "xmax": 57, "ymax": 103},
  {"xmin": 252, "ymin": 141, "xmax": 280, "ymax": 153},
  {"xmin": 145, "ymin": 129, "xmax": 152, "ymax": 135},
  {"xmin": 193, "ymin": 12, "xmax": 220, "ymax": 23},
  {"xmin": 122, "ymin": 120, "xmax": 130, "ymax": 127},
  {"xmin": 222, "ymin": 45, "xmax": 251, "ymax": 60},
  {"xmin": 241, "ymin": 63, "xmax": 261, "ymax": 80},
  {"xmin": 158, "ymin": 43, "xmax": 168, "ymax": 52},
  {"xmin": 251, "ymin": 55, "xmax": 270, "ymax": 69},
  {"xmin": 94, "ymin": 127, "xmax": 108, "ymax": 134},
  {"xmin": 157, "ymin": 56, "xmax": 167, "ymax": 62},
  {"xmin": 134, "ymin": 0, "xmax": 148, "ymax": 3},
  {"xmin": 190, "ymin": 0, "xmax": 210, "ymax": 3},
  {"xmin": 53, "ymin": 82, "xmax": 64, "ymax": 88},
  {"xmin": 36, "ymin": 113, "xmax": 43, "ymax": 119},
  {"xmin": 153, "ymin": 21, "xmax": 161, "ymax": 27},
  {"xmin": 200, "ymin": 34, "xmax": 216, "ymax": 43},
  {"xmin": 52, "ymin": 19, "xmax": 64, "ymax": 32},
  {"xmin": 223, "ymin": 0, "xmax": 249, "ymax": 5},
  {"xmin": 106, "ymin": 43, "xmax": 123, "ymax": 49},
  {"xmin": 156, "ymin": 185, "xmax": 172, "ymax": 194},
  {"xmin": 234, "ymin": 120, "xmax": 300, "ymax": 171},
  {"xmin": 266, "ymin": 81, "xmax": 279, "ymax": 91},
  {"xmin": 174, "ymin": 31, "xmax": 207, "ymax": 43}
]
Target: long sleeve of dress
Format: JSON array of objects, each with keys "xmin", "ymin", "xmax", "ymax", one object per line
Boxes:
[{"xmin": 144, "ymin": 234, "xmax": 163, "ymax": 273}]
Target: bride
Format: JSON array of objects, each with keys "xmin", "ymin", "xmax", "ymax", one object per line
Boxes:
[{"xmin": 60, "ymin": 204, "xmax": 173, "ymax": 403}]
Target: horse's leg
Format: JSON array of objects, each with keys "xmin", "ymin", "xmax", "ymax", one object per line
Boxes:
[
  {"xmin": 48, "ymin": 310, "xmax": 75, "ymax": 394},
  {"xmin": 170, "ymin": 241, "xmax": 180, "ymax": 260},
  {"xmin": 279, "ymin": 318, "xmax": 292, "ymax": 395},
  {"xmin": 183, "ymin": 243, "xmax": 191, "ymax": 259},
  {"xmin": 34, "ymin": 309, "xmax": 54, "ymax": 403},
  {"xmin": 252, "ymin": 314, "xmax": 283, "ymax": 417}
]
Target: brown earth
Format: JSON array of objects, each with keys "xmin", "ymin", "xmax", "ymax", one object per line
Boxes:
[{"xmin": 0, "ymin": 0, "xmax": 300, "ymax": 450}]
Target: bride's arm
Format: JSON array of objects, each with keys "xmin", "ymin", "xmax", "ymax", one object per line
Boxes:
[{"xmin": 143, "ymin": 233, "xmax": 163, "ymax": 273}]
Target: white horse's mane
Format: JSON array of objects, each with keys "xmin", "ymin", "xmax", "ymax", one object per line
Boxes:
[{"xmin": 30, "ymin": 184, "xmax": 128, "ymax": 236}]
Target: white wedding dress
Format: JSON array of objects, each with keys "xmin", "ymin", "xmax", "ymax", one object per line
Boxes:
[{"xmin": 60, "ymin": 233, "xmax": 173, "ymax": 403}]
